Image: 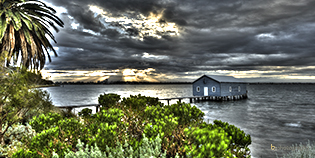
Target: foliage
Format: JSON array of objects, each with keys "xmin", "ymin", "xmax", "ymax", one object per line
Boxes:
[
  {"xmin": 0, "ymin": 123, "xmax": 36, "ymax": 157},
  {"xmin": 184, "ymin": 126, "xmax": 233, "ymax": 158},
  {"xmin": 165, "ymin": 102, "xmax": 204, "ymax": 127},
  {"xmin": 98, "ymin": 93, "xmax": 121, "ymax": 110},
  {"xmin": 143, "ymin": 105, "xmax": 179, "ymax": 155},
  {"xmin": 29, "ymin": 112, "xmax": 62, "ymax": 133},
  {"xmin": 28, "ymin": 113, "xmax": 88, "ymax": 157},
  {"xmin": 78, "ymin": 108, "xmax": 92, "ymax": 118},
  {"xmin": 144, "ymin": 105, "xmax": 178, "ymax": 138},
  {"xmin": 117, "ymin": 104, "xmax": 146, "ymax": 151},
  {"xmin": 11, "ymin": 149, "xmax": 42, "ymax": 158},
  {"xmin": 199, "ymin": 120, "xmax": 252, "ymax": 157},
  {"xmin": 59, "ymin": 109, "xmax": 78, "ymax": 119},
  {"xmin": 212, "ymin": 120, "xmax": 251, "ymax": 148},
  {"xmin": 87, "ymin": 108, "xmax": 127, "ymax": 151},
  {"xmin": 277, "ymin": 140, "xmax": 315, "ymax": 158},
  {"xmin": 121, "ymin": 94, "xmax": 163, "ymax": 111},
  {"xmin": 142, "ymin": 102, "xmax": 205, "ymax": 156},
  {"xmin": 0, "ymin": 0, "xmax": 64, "ymax": 69},
  {"xmin": 44, "ymin": 134, "xmax": 171, "ymax": 158},
  {"xmin": 27, "ymin": 108, "xmax": 127, "ymax": 157},
  {"xmin": 13, "ymin": 93, "xmax": 252, "ymax": 158},
  {"xmin": 0, "ymin": 60, "xmax": 54, "ymax": 146},
  {"xmin": 21, "ymin": 68, "xmax": 52, "ymax": 85}
]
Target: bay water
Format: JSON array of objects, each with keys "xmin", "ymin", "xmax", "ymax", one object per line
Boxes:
[{"xmin": 41, "ymin": 84, "xmax": 315, "ymax": 158}]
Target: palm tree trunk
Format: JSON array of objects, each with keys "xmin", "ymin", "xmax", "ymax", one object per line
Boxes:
[{"xmin": 0, "ymin": 120, "xmax": 3, "ymax": 146}]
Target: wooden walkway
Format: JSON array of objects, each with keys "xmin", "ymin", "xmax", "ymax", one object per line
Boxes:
[
  {"xmin": 57, "ymin": 94, "xmax": 247, "ymax": 113},
  {"xmin": 57, "ymin": 104, "xmax": 100, "ymax": 113},
  {"xmin": 159, "ymin": 93, "xmax": 248, "ymax": 105}
]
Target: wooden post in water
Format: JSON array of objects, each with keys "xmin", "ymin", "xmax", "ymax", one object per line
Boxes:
[
  {"xmin": 96, "ymin": 105, "xmax": 99, "ymax": 113},
  {"xmin": 66, "ymin": 107, "xmax": 73, "ymax": 114}
]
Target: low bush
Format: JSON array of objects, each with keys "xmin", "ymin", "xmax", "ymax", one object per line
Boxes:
[
  {"xmin": 30, "ymin": 113, "xmax": 63, "ymax": 133},
  {"xmin": 165, "ymin": 102, "xmax": 205, "ymax": 126},
  {"xmin": 0, "ymin": 64, "xmax": 54, "ymax": 146},
  {"xmin": 184, "ymin": 126, "xmax": 232, "ymax": 158},
  {"xmin": 198, "ymin": 120, "xmax": 251, "ymax": 157},
  {"xmin": 121, "ymin": 94, "xmax": 163, "ymax": 111},
  {"xmin": 98, "ymin": 93, "xmax": 121, "ymax": 110},
  {"xmin": 50, "ymin": 134, "xmax": 170, "ymax": 158},
  {"xmin": 12, "ymin": 93, "xmax": 252, "ymax": 158},
  {"xmin": 28, "ymin": 113, "xmax": 88, "ymax": 157},
  {"xmin": 0, "ymin": 123, "xmax": 36, "ymax": 157},
  {"xmin": 277, "ymin": 140, "xmax": 315, "ymax": 158},
  {"xmin": 78, "ymin": 108, "xmax": 92, "ymax": 118}
]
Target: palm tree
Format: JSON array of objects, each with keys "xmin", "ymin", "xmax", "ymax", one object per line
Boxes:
[{"xmin": 0, "ymin": 0, "xmax": 64, "ymax": 70}]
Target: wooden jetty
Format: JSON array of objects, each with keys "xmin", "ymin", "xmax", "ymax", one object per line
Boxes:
[
  {"xmin": 57, "ymin": 93, "xmax": 248, "ymax": 113},
  {"xmin": 57, "ymin": 104, "xmax": 100, "ymax": 114},
  {"xmin": 160, "ymin": 93, "xmax": 248, "ymax": 105}
]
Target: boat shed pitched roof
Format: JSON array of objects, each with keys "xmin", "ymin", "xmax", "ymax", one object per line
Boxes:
[{"xmin": 193, "ymin": 75, "xmax": 246, "ymax": 83}]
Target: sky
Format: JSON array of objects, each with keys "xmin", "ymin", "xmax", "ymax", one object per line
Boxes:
[{"xmin": 40, "ymin": 0, "xmax": 315, "ymax": 83}]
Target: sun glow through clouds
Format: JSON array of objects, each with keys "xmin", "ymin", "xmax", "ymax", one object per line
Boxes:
[{"xmin": 42, "ymin": 68, "xmax": 159, "ymax": 82}]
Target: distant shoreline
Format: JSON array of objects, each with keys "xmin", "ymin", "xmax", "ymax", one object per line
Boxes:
[
  {"xmin": 48, "ymin": 82, "xmax": 315, "ymax": 85},
  {"xmin": 35, "ymin": 84, "xmax": 60, "ymax": 88},
  {"xmin": 53, "ymin": 82, "xmax": 192, "ymax": 85},
  {"xmin": 247, "ymin": 82, "xmax": 315, "ymax": 85}
]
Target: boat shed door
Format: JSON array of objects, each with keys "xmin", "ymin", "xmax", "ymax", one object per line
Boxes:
[{"xmin": 204, "ymin": 87, "xmax": 208, "ymax": 96}]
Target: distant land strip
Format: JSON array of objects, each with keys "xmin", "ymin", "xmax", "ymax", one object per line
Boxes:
[
  {"xmin": 54, "ymin": 81, "xmax": 192, "ymax": 85},
  {"xmin": 48, "ymin": 81, "xmax": 315, "ymax": 85}
]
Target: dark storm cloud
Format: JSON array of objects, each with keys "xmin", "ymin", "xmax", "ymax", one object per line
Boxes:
[{"xmin": 43, "ymin": 0, "xmax": 315, "ymax": 81}]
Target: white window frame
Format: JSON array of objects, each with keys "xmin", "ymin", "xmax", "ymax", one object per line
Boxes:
[
  {"xmin": 229, "ymin": 86, "xmax": 232, "ymax": 92},
  {"xmin": 212, "ymin": 86, "xmax": 216, "ymax": 92},
  {"xmin": 238, "ymin": 86, "xmax": 241, "ymax": 92},
  {"xmin": 196, "ymin": 86, "xmax": 200, "ymax": 92}
]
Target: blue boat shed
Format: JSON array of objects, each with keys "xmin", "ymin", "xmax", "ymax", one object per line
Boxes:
[{"xmin": 193, "ymin": 75, "xmax": 247, "ymax": 100}]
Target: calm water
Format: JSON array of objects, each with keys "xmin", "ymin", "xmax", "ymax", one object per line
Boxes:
[{"xmin": 41, "ymin": 84, "xmax": 315, "ymax": 158}]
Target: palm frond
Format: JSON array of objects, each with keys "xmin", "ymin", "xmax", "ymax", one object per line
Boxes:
[
  {"xmin": 0, "ymin": 0, "xmax": 64, "ymax": 70},
  {"xmin": 0, "ymin": 15, "xmax": 7, "ymax": 43}
]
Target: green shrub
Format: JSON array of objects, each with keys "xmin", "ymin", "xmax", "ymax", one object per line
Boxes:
[
  {"xmin": 212, "ymin": 120, "xmax": 251, "ymax": 148},
  {"xmin": 93, "ymin": 108, "xmax": 124, "ymax": 126},
  {"xmin": 11, "ymin": 149, "xmax": 42, "ymax": 158},
  {"xmin": 28, "ymin": 113, "xmax": 88, "ymax": 157},
  {"xmin": 14, "ymin": 94, "xmax": 252, "ymax": 158},
  {"xmin": 121, "ymin": 94, "xmax": 163, "ymax": 111},
  {"xmin": 199, "ymin": 120, "xmax": 251, "ymax": 157},
  {"xmin": 30, "ymin": 113, "xmax": 63, "ymax": 133},
  {"xmin": 87, "ymin": 108, "xmax": 127, "ymax": 149},
  {"xmin": 98, "ymin": 93, "xmax": 121, "ymax": 109},
  {"xmin": 144, "ymin": 105, "xmax": 178, "ymax": 138},
  {"xmin": 78, "ymin": 108, "xmax": 92, "ymax": 118},
  {"xmin": 27, "ymin": 109, "xmax": 128, "ymax": 156},
  {"xmin": 29, "ymin": 126, "xmax": 70, "ymax": 157},
  {"xmin": 0, "ymin": 65, "xmax": 54, "ymax": 145},
  {"xmin": 143, "ymin": 102, "xmax": 205, "ymax": 156},
  {"xmin": 184, "ymin": 126, "xmax": 233, "ymax": 158},
  {"xmin": 165, "ymin": 102, "xmax": 204, "ymax": 127}
]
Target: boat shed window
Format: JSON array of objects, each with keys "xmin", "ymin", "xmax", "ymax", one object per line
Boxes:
[
  {"xmin": 212, "ymin": 86, "xmax": 216, "ymax": 92},
  {"xmin": 238, "ymin": 86, "xmax": 241, "ymax": 92},
  {"xmin": 196, "ymin": 86, "xmax": 200, "ymax": 92},
  {"xmin": 229, "ymin": 86, "xmax": 232, "ymax": 92}
]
